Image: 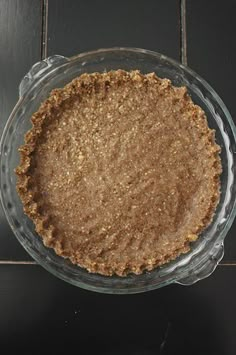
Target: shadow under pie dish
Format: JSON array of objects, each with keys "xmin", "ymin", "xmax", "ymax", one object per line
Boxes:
[{"xmin": 0, "ymin": 48, "xmax": 235, "ymax": 293}]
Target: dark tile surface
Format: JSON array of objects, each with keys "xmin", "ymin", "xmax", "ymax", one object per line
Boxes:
[
  {"xmin": 0, "ymin": 0, "xmax": 42, "ymax": 136},
  {"xmin": 47, "ymin": 0, "xmax": 180, "ymax": 60},
  {"xmin": 186, "ymin": 0, "xmax": 236, "ymax": 262},
  {"xmin": 0, "ymin": 0, "xmax": 41, "ymax": 260},
  {"xmin": 0, "ymin": 2, "xmax": 236, "ymax": 354},
  {"xmin": 0, "ymin": 264, "xmax": 235, "ymax": 354}
]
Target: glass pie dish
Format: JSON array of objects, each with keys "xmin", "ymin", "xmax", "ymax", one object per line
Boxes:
[{"xmin": 0, "ymin": 47, "xmax": 236, "ymax": 294}]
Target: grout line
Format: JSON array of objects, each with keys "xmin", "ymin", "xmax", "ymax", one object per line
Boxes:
[
  {"xmin": 180, "ymin": 0, "xmax": 187, "ymax": 65},
  {"xmin": 41, "ymin": 0, "xmax": 48, "ymax": 59},
  {"xmin": 219, "ymin": 263, "xmax": 236, "ymax": 266},
  {"xmin": 0, "ymin": 261, "xmax": 37, "ymax": 265}
]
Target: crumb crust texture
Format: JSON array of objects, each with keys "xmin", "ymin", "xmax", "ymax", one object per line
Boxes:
[{"xmin": 16, "ymin": 70, "xmax": 221, "ymax": 276}]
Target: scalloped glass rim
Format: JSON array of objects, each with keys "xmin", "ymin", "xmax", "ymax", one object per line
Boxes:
[{"xmin": 0, "ymin": 47, "xmax": 236, "ymax": 294}]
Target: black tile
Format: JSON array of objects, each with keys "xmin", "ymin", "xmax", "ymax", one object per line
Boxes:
[
  {"xmin": 187, "ymin": 0, "xmax": 236, "ymax": 117},
  {"xmin": 0, "ymin": 0, "xmax": 42, "ymax": 132},
  {"xmin": 47, "ymin": 0, "xmax": 180, "ymax": 60},
  {"xmin": 222, "ymin": 226, "xmax": 236, "ymax": 263},
  {"xmin": 0, "ymin": 215, "xmax": 32, "ymax": 260},
  {"xmin": 0, "ymin": 0, "xmax": 42, "ymax": 260},
  {"xmin": 186, "ymin": 0, "xmax": 236, "ymax": 263},
  {"xmin": 0, "ymin": 264, "xmax": 235, "ymax": 354}
]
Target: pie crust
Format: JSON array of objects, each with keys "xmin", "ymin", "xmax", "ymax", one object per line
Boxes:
[{"xmin": 16, "ymin": 70, "xmax": 221, "ymax": 276}]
